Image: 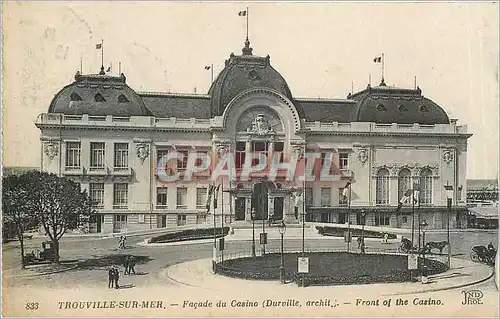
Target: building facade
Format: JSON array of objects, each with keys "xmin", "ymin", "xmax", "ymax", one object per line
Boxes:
[{"xmin": 36, "ymin": 39, "xmax": 471, "ymax": 233}]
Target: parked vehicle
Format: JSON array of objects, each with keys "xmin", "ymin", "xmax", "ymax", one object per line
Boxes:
[
  {"xmin": 24, "ymin": 241, "xmax": 55, "ymax": 265},
  {"xmin": 470, "ymin": 245, "xmax": 496, "ymax": 265}
]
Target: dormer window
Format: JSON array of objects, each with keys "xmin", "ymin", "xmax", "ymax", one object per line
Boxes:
[
  {"xmin": 398, "ymin": 104, "xmax": 407, "ymax": 112},
  {"xmin": 94, "ymin": 93, "xmax": 106, "ymax": 102},
  {"xmin": 376, "ymin": 104, "xmax": 387, "ymax": 112},
  {"xmin": 420, "ymin": 105, "xmax": 429, "ymax": 112},
  {"xmin": 70, "ymin": 93, "xmax": 82, "ymax": 101},
  {"xmin": 117, "ymin": 94, "xmax": 130, "ymax": 103}
]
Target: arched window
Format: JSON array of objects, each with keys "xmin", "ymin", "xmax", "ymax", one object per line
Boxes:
[
  {"xmin": 398, "ymin": 168, "xmax": 411, "ymax": 202},
  {"xmin": 376, "ymin": 168, "xmax": 390, "ymax": 205},
  {"xmin": 117, "ymin": 94, "xmax": 129, "ymax": 103},
  {"xmin": 94, "ymin": 93, "xmax": 106, "ymax": 102},
  {"xmin": 70, "ymin": 93, "xmax": 82, "ymax": 101},
  {"xmin": 419, "ymin": 169, "xmax": 433, "ymax": 205}
]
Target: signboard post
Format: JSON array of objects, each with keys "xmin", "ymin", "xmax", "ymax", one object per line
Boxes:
[
  {"xmin": 408, "ymin": 254, "xmax": 418, "ymax": 269},
  {"xmin": 298, "ymin": 257, "xmax": 309, "ymax": 273},
  {"xmin": 260, "ymin": 233, "xmax": 267, "ymax": 245}
]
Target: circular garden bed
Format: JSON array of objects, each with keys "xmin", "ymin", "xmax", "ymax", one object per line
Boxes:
[
  {"xmin": 216, "ymin": 252, "xmax": 447, "ymax": 286},
  {"xmin": 149, "ymin": 227, "xmax": 230, "ymax": 243}
]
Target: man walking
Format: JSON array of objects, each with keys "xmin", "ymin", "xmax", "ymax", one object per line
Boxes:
[
  {"xmin": 113, "ymin": 265, "xmax": 120, "ymax": 289},
  {"xmin": 108, "ymin": 266, "xmax": 115, "ymax": 289},
  {"xmin": 128, "ymin": 255, "xmax": 136, "ymax": 275},
  {"xmin": 123, "ymin": 256, "xmax": 130, "ymax": 275}
]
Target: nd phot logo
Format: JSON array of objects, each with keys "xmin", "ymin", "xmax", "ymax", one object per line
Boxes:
[{"xmin": 461, "ymin": 289, "xmax": 483, "ymax": 305}]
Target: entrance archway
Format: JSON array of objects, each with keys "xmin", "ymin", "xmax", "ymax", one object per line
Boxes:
[{"xmin": 235, "ymin": 198, "xmax": 246, "ymax": 221}]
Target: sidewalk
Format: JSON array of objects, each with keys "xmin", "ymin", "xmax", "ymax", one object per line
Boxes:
[{"xmin": 163, "ymin": 256, "xmax": 493, "ymax": 296}]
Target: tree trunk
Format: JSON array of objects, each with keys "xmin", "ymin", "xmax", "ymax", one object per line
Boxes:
[
  {"xmin": 52, "ymin": 240, "xmax": 60, "ymax": 264},
  {"xmin": 19, "ymin": 237, "xmax": 26, "ymax": 269}
]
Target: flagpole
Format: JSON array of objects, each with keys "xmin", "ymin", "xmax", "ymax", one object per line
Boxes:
[
  {"xmin": 246, "ymin": 7, "xmax": 249, "ymax": 39},
  {"xmin": 80, "ymin": 57, "xmax": 83, "ymax": 74},
  {"xmin": 211, "ymin": 64, "xmax": 214, "ymax": 83},
  {"xmin": 221, "ymin": 182, "xmax": 224, "ymax": 264},
  {"xmin": 119, "ymin": 62, "xmax": 122, "ymax": 75},
  {"xmin": 381, "ymin": 53, "xmax": 385, "ymax": 82},
  {"xmin": 101, "ymin": 39, "xmax": 104, "ymax": 69},
  {"xmin": 411, "ymin": 190, "xmax": 415, "ymax": 248}
]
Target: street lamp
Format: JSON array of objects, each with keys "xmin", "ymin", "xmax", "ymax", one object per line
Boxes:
[
  {"xmin": 444, "ymin": 183, "xmax": 453, "ymax": 269},
  {"xmin": 251, "ymin": 208, "xmax": 256, "ymax": 258},
  {"xmin": 361, "ymin": 210, "xmax": 366, "ymax": 254},
  {"xmin": 278, "ymin": 220, "xmax": 287, "ymax": 284},
  {"xmin": 420, "ymin": 219, "xmax": 428, "ymax": 282}
]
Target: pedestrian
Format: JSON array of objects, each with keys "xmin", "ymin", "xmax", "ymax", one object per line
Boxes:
[
  {"xmin": 118, "ymin": 236, "xmax": 123, "ymax": 250},
  {"xmin": 113, "ymin": 265, "xmax": 120, "ymax": 289},
  {"xmin": 357, "ymin": 236, "xmax": 362, "ymax": 249},
  {"xmin": 128, "ymin": 255, "xmax": 136, "ymax": 275},
  {"xmin": 383, "ymin": 233, "xmax": 389, "ymax": 244},
  {"xmin": 108, "ymin": 266, "xmax": 115, "ymax": 289},
  {"xmin": 123, "ymin": 256, "xmax": 130, "ymax": 275},
  {"xmin": 121, "ymin": 236, "xmax": 127, "ymax": 249}
]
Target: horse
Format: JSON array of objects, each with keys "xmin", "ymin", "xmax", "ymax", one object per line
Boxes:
[{"xmin": 424, "ymin": 241, "xmax": 449, "ymax": 254}]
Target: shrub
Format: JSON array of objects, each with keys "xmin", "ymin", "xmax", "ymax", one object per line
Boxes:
[
  {"xmin": 316, "ymin": 226, "xmax": 397, "ymax": 239},
  {"xmin": 150, "ymin": 227, "xmax": 230, "ymax": 243}
]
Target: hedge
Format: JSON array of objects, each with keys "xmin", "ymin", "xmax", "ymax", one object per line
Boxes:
[
  {"xmin": 150, "ymin": 227, "xmax": 230, "ymax": 243},
  {"xmin": 316, "ymin": 226, "xmax": 397, "ymax": 239}
]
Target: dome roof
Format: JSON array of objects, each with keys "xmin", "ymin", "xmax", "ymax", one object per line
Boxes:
[
  {"xmin": 48, "ymin": 68, "xmax": 151, "ymax": 117},
  {"xmin": 208, "ymin": 39, "xmax": 294, "ymax": 116},
  {"xmin": 348, "ymin": 79, "xmax": 449, "ymax": 125}
]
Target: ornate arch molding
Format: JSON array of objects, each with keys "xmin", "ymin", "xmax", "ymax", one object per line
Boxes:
[
  {"xmin": 222, "ymin": 88, "xmax": 302, "ymax": 134},
  {"xmin": 371, "ymin": 163, "xmax": 439, "ymax": 178}
]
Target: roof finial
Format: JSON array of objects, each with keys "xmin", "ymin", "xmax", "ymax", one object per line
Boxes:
[
  {"xmin": 379, "ymin": 77, "xmax": 386, "ymax": 86},
  {"xmin": 99, "ymin": 66, "xmax": 106, "ymax": 75},
  {"xmin": 242, "ymin": 37, "xmax": 253, "ymax": 55}
]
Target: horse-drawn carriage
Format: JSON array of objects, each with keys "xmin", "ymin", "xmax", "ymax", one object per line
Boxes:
[
  {"xmin": 470, "ymin": 245, "xmax": 496, "ymax": 265},
  {"xmin": 399, "ymin": 238, "xmax": 449, "ymax": 255},
  {"xmin": 24, "ymin": 241, "xmax": 55, "ymax": 265}
]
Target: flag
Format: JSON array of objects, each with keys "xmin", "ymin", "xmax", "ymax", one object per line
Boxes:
[
  {"xmin": 206, "ymin": 185, "xmax": 215, "ymax": 211},
  {"xmin": 106, "ymin": 66, "xmax": 112, "ymax": 72},
  {"xmin": 96, "ymin": 43, "xmax": 102, "ymax": 49},
  {"xmin": 373, "ymin": 56, "xmax": 382, "ymax": 63},
  {"xmin": 342, "ymin": 181, "xmax": 351, "ymax": 200},
  {"xmin": 213, "ymin": 184, "xmax": 221, "ymax": 209},
  {"xmin": 238, "ymin": 10, "xmax": 247, "ymax": 16},
  {"xmin": 396, "ymin": 189, "xmax": 413, "ymax": 213},
  {"xmin": 204, "ymin": 65, "xmax": 211, "ymax": 70}
]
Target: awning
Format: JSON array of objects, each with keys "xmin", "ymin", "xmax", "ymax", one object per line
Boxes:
[{"xmin": 469, "ymin": 206, "xmax": 499, "ymax": 219}]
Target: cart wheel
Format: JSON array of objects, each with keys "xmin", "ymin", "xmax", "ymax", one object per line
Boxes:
[{"xmin": 470, "ymin": 251, "xmax": 480, "ymax": 262}]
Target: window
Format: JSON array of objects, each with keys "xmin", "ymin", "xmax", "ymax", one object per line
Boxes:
[
  {"xmin": 114, "ymin": 143, "xmax": 128, "ymax": 169},
  {"xmin": 305, "ymin": 188, "xmax": 313, "ymax": 206},
  {"xmin": 90, "ymin": 142, "xmax": 105, "ymax": 169},
  {"xmin": 235, "ymin": 142, "xmax": 246, "ymax": 169},
  {"xmin": 138, "ymin": 214, "xmax": 145, "ymax": 223},
  {"xmin": 402, "ymin": 216, "xmax": 408, "ymax": 224},
  {"xmin": 196, "ymin": 214, "xmax": 207, "ymax": 224},
  {"xmin": 113, "ymin": 183, "xmax": 128, "ymax": 209},
  {"xmin": 65, "ymin": 142, "xmax": 81, "ymax": 168},
  {"xmin": 320, "ymin": 188, "xmax": 331, "ymax": 206},
  {"xmin": 251, "ymin": 141, "xmax": 269, "ymax": 165},
  {"xmin": 177, "ymin": 187, "xmax": 187, "ymax": 209},
  {"xmin": 94, "ymin": 93, "xmax": 106, "ymax": 102},
  {"xmin": 89, "ymin": 183, "xmax": 104, "ymax": 208},
  {"xmin": 157, "ymin": 187, "xmax": 168, "ymax": 208},
  {"xmin": 177, "ymin": 150, "xmax": 189, "ymax": 170},
  {"xmin": 177, "ymin": 214, "xmax": 187, "ymax": 226},
  {"xmin": 398, "ymin": 168, "xmax": 412, "ymax": 202},
  {"xmin": 117, "ymin": 94, "xmax": 129, "ymax": 103},
  {"xmin": 339, "ymin": 153, "xmax": 349, "ymax": 169},
  {"xmin": 195, "ymin": 151, "xmax": 208, "ymax": 168},
  {"xmin": 376, "ymin": 168, "xmax": 390, "ymax": 205},
  {"xmin": 419, "ymin": 105, "xmax": 429, "ymax": 112},
  {"xmin": 375, "ymin": 212, "xmax": 390, "ymax": 226},
  {"xmin": 70, "ymin": 93, "xmax": 82, "ymax": 101},
  {"xmin": 419, "ymin": 169, "xmax": 433, "ymax": 205},
  {"xmin": 376, "ymin": 104, "xmax": 387, "ymax": 112},
  {"xmin": 274, "ymin": 142, "xmax": 284, "ymax": 163},
  {"xmin": 339, "ymin": 188, "xmax": 348, "ymax": 206},
  {"xmin": 196, "ymin": 188, "xmax": 207, "ymax": 208}
]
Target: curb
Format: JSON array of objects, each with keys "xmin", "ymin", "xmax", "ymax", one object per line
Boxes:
[{"xmin": 10, "ymin": 264, "xmax": 79, "ymax": 279}]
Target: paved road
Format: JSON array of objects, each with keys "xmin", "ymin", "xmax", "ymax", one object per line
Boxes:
[{"xmin": 2, "ymin": 229, "xmax": 497, "ymax": 290}]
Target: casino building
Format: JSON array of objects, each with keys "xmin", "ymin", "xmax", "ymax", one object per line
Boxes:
[{"xmin": 36, "ymin": 38, "xmax": 471, "ymax": 233}]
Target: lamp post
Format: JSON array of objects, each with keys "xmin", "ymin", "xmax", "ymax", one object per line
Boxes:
[
  {"xmin": 278, "ymin": 220, "xmax": 287, "ymax": 284},
  {"xmin": 444, "ymin": 183, "xmax": 453, "ymax": 269},
  {"xmin": 361, "ymin": 210, "xmax": 366, "ymax": 254},
  {"xmin": 420, "ymin": 219, "xmax": 428, "ymax": 281},
  {"xmin": 251, "ymin": 208, "xmax": 256, "ymax": 258}
]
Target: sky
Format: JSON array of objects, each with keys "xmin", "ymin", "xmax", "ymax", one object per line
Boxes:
[{"xmin": 2, "ymin": 1, "xmax": 499, "ymax": 179}]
